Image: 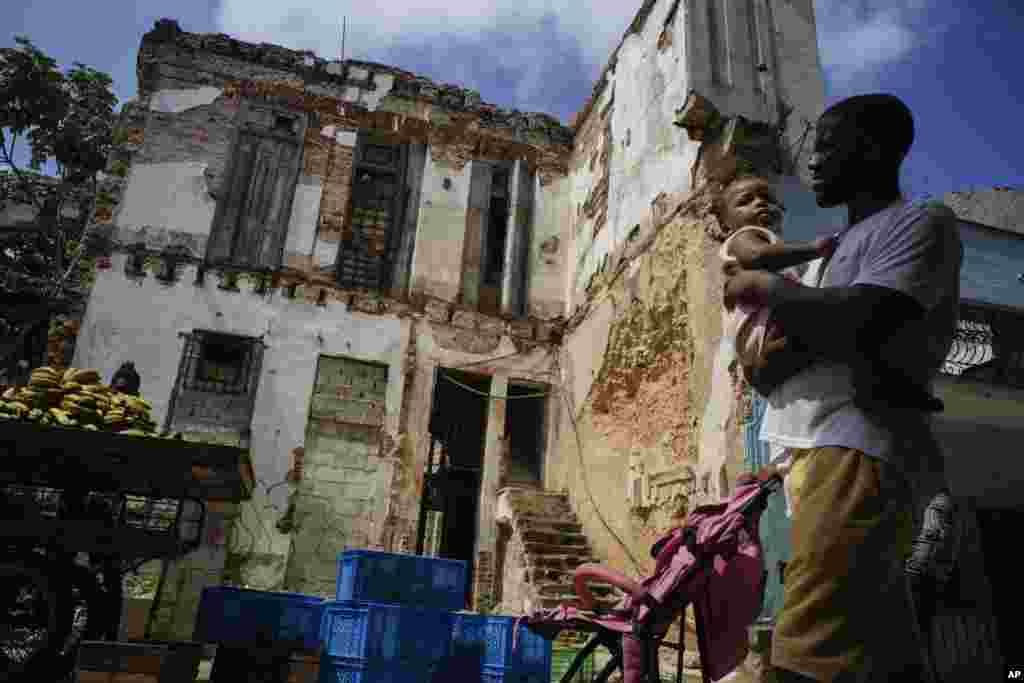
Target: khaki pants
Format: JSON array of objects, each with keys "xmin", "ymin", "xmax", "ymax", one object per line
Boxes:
[{"xmin": 771, "ymin": 446, "xmax": 923, "ymax": 682}]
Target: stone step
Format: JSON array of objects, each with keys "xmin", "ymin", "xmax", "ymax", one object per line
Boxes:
[
  {"xmin": 536, "ymin": 581, "xmax": 617, "ymax": 597},
  {"xmin": 515, "ymin": 517, "xmax": 584, "ymax": 534},
  {"xmin": 524, "ymin": 541, "xmax": 589, "ymax": 556},
  {"xmin": 524, "ymin": 565, "xmax": 598, "ymax": 581},
  {"xmin": 520, "ymin": 529, "xmax": 589, "ymax": 546},
  {"xmin": 499, "ymin": 489, "xmax": 575, "ymax": 519},
  {"xmin": 529, "ymin": 554, "xmax": 594, "ymax": 571},
  {"xmin": 537, "ymin": 594, "xmax": 622, "ymax": 611}
]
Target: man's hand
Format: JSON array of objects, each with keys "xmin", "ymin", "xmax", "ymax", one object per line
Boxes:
[
  {"xmin": 814, "ymin": 233, "xmax": 840, "ymax": 259},
  {"xmin": 723, "ymin": 269, "xmax": 786, "ymax": 311}
]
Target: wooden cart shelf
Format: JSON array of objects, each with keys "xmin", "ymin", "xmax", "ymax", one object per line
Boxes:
[{"xmin": 0, "ymin": 421, "xmax": 254, "ymax": 502}]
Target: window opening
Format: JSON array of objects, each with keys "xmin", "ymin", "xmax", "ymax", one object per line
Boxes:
[
  {"xmin": 338, "ymin": 138, "xmax": 408, "ymax": 291},
  {"xmin": 483, "ymin": 169, "xmax": 511, "ymax": 287},
  {"xmin": 184, "ymin": 332, "xmax": 257, "ymax": 395},
  {"xmin": 503, "ymin": 382, "xmax": 546, "ymax": 485}
]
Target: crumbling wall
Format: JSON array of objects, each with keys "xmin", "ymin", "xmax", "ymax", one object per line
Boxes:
[{"xmin": 544, "ymin": 0, "xmax": 826, "ymax": 587}]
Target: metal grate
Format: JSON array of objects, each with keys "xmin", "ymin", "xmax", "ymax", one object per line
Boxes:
[
  {"xmin": 0, "ymin": 485, "xmax": 204, "ymax": 548},
  {"xmin": 337, "ymin": 139, "xmax": 407, "ymax": 291},
  {"xmin": 941, "ymin": 300, "xmax": 1024, "ymax": 388},
  {"xmin": 180, "ymin": 330, "xmax": 261, "ymax": 395}
]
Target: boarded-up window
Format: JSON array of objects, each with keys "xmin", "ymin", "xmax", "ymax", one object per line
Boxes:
[
  {"xmin": 337, "ymin": 137, "xmax": 409, "ymax": 291},
  {"xmin": 207, "ymin": 107, "xmax": 306, "ymax": 268}
]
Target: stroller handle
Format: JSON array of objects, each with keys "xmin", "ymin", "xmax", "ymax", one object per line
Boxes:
[{"xmin": 736, "ymin": 472, "xmax": 783, "ymax": 517}]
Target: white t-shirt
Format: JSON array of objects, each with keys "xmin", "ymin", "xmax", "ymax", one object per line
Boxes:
[{"xmin": 758, "ymin": 200, "xmax": 963, "ymax": 470}]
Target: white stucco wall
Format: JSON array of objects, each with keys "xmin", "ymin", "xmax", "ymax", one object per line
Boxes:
[
  {"xmin": 73, "ymin": 258, "xmax": 408, "ymax": 517},
  {"xmin": 285, "ymin": 179, "xmax": 324, "ymax": 259},
  {"xmin": 409, "ymin": 157, "xmax": 473, "ymax": 300},
  {"xmin": 116, "ymin": 162, "xmax": 218, "ymax": 237},
  {"xmin": 606, "ymin": 0, "xmax": 699, "ymax": 248},
  {"xmin": 150, "ymin": 86, "xmax": 223, "ymax": 114}
]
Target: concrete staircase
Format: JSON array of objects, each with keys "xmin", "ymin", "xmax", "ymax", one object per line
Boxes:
[{"xmin": 495, "ymin": 488, "xmax": 624, "ymax": 613}]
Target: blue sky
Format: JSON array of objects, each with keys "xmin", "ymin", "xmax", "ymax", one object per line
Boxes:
[{"xmin": 6, "ymin": 0, "xmax": 1023, "ymax": 197}]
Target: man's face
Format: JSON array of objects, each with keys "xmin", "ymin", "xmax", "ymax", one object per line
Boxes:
[
  {"xmin": 808, "ymin": 114, "xmax": 864, "ymax": 208},
  {"xmin": 722, "ymin": 178, "xmax": 784, "ymax": 231}
]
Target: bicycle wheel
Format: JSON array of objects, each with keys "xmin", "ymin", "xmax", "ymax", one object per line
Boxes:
[
  {"xmin": 0, "ymin": 559, "xmax": 60, "ymax": 682},
  {"xmin": 593, "ymin": 652, "xmax": 623, "ymax": 683},
  {"xmin": 560, "ymin": 632, "xmax": 623, "ymax": 683}
]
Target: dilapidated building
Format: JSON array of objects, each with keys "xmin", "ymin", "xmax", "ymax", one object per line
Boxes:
[{"xmin": 69, "ymin": 0, "xmax": 828, "ymax": 645}]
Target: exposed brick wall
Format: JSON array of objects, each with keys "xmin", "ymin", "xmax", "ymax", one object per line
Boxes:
[
  {"xmin": 283, "ymin": 356, "xmax": 388, "ymax": 596},
  {"xmin": 317, "ymin": 143, "xmax": 355, "ymax": 245},
  {"xmin": 473, "ymin": 550, "xmax": 496, "ymax": 612}
]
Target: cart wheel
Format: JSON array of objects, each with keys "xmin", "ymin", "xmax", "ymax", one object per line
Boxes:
[
  {"xmin": 45, "ymin": 562, "xmax": 105, "ymax": 681},
  {"xmin": 0, "ymin": 560, "xmax": 60, "ymax": 682}
]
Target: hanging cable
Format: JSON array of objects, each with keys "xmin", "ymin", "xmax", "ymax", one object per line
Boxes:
[
  {"xmin": 440, "ymin": 371, "xmax": 552, "ymax": 400},
  {"xmin": 554, "ymin": 350, "xmax": 645, "ymax": 576}
]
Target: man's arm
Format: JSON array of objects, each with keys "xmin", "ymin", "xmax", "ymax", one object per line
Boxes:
[
  {"xmin": 726, "ymin": 230, "xmax": 836, "ymax": 273},
  {"xmin": 726, "ymin": 208, "xmax": 958, "ymax": 366},
  {"xmin": 757, "ymin": 279, "xmax": 925, "ymax": 366}
]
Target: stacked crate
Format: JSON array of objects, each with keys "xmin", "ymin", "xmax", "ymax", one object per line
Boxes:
[
  {"xmin": 194, "ymin": 587, "xmax": 325, "ymax": 652},
  {"xmin": 319, "ymin": 550, "xmax": 552, "ymax": 683}
]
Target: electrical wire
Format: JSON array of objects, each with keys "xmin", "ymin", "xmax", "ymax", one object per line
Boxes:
[
  {"xmin": 554, "ymin": 350, "xmax": 645, "ymax": 576},
  {"xmin": 439, "ymin": 370, "xmax": 552, "ymax": 400},
  {"xmin": 450, "ymin": 350, "xmax": 526, "ymax": 370}
]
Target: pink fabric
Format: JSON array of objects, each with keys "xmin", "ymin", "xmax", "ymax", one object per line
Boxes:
[{"xmin": 520, "ymin": 480, "xmax": 770, "ymax": 683}]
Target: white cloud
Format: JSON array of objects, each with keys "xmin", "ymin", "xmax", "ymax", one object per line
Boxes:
[
  {"xmin": 215, "ymin": 0, "xmax": 940, "ymax": 116},
  {"xmin": 215, "ymin": 0, "xmax": 633, "ymax": 84},
  {"xmin": 814, "ymin": 0, "xmax": 936, "ymax": 91}
]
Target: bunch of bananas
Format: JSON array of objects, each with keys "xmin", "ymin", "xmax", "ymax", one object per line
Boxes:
[
  {"xmin": 0, "ymin": 366, "xmax": 168, "ymax": 438},
  {"xmin": 104, "ymin": 392, "xmax": 157, "ymax": 434}
]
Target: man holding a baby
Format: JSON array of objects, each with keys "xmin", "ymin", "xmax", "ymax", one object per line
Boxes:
[{"xmin": 722, "ymin": 94, "xmax": 963, "ymax": 682}]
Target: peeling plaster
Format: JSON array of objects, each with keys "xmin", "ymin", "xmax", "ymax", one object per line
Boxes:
[
  {"xmin": 116, "ymin": 162, "xmax": 217, "ymax": 237},
  {"xmin": 364, "ymin": 73, "xmax": 396, "ymax": 112},
  {"xmin": 313, "ymin": 238, "xmax": 339, "ymax": 270},
  {"xmin": 150, "ymin": 86, "xmax": 223, "ymax": 114},
  {"xmin": 285, "ymin": 181, "xmax": 323, "ymax": 258}
]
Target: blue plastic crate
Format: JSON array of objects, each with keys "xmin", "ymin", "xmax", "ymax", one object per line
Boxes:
[
  {"xmin": 319, "ymin": 600, "xmax": 454, "ymax": 666},
  {"xmin": 450, "ymin": 615, "xmax": 552, "ymax": 676},
  {"xmin": 336, "ymin": 550, "xmax": 467, "ymax": 609},
  {"xmin": 318, "ymin": 655, "xmax": 440, "ymax": 683},
  {"xmin": 194, "ymin": 586, "xmax": 324, "ymax": 649},
  {"xmin": 479, "ymin": 666, "xmax": 551, "ymax": 683}
]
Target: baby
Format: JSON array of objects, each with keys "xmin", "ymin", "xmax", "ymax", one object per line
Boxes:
[
  {"xmin": 717, "ymin": 177, "xmax": 833, "ymax": 372},
  {"xmin": 717, "ymin": 175, "xmax": 944, "ymax": 413}
]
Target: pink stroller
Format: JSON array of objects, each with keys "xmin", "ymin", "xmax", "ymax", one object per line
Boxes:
[{"xmin": 519, "ymin": 471, "xmax": 781, "ymax": 683}]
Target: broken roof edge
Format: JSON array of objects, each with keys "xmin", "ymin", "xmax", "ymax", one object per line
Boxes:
[
  {"xmin": 138, "ymin": 18, "xmax": 574, "ymax": 141},
  {"xmin": 569, "ymin": 0, "xmax": 664, "ymax": 130}
]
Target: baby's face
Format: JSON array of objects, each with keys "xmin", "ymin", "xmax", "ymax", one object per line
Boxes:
[{"xmin": 723, "ymin": 179, "xmax": 784, "ymax": 231}]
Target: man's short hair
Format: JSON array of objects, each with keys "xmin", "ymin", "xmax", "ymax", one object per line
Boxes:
[{"xmin": 820, "ymin": 94, "xmax": 915, "ymax": 165}]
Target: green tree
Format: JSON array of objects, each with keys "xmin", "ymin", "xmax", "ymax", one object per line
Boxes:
[{"xmin": 0, "ymin": 36, "xmax": 117, "ymax": 298}]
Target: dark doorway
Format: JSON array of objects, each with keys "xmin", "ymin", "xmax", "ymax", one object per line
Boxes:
[
  {"xmin": 976, "ymin": 507, "xmax": 1023, "ymax": 666},
  {"xmin": 504, "ymin": 382, "xmax": 546, "ymax": 486},
  {"xmin": 417, "ymin": 368, "xmax": 491, "ymax": 608}
]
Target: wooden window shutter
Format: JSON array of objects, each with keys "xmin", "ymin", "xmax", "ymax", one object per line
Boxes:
[
  {"xmin": 207, "ymin": 109, "xmax": 306, "ymax": 268},
  {"xmin": 337, "ymin": 139, "xmax": 408, "ymax": 290}
]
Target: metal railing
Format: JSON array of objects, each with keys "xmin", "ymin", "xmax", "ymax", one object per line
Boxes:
[{"xmin": 941, "ymin": 299, "xmax": 1024, "ymax": 389}]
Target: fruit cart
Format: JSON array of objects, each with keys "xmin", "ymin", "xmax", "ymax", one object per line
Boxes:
[{"xmin": 0, "ymin": 418, "xmax": 254, "ymax": 682}]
